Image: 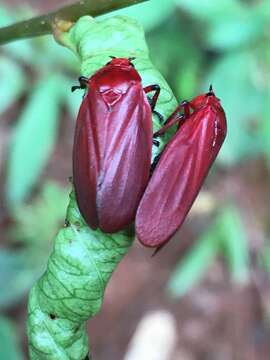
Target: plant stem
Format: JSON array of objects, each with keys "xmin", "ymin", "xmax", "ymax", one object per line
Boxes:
[{"xmin": 0, "ymin": 0, "xmax": 148, "ymax": 45}]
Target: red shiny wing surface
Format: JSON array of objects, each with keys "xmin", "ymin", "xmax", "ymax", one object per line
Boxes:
[
  {"xmin": 135, "ymin": 105, "xmax": 227, "ymax": 247},
  {"xmin": 73, "ymin": 96, "xmax": 99, "ymax": 229},
  {"xmin": 97, "ymin": 84, "xmax": 152, "ymax": 232},
  {"xmin": 73, "ymin": 81, "xmax": 152, "ymax": 232}
]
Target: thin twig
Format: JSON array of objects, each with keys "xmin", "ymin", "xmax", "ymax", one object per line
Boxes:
[{"xmin": 0, "ymin": 0, "xmax": 148, "ymax": 45}]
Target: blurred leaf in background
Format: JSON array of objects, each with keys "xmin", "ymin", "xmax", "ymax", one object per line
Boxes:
[
  {"xmin": 0, "ymin": 56, "xmax": 26, "ymax": 115},
  {"xmin": 10, "ymin": 181, "xmax": 69, "ymax": 247},
  {"xmin": 0, "ymin": 5, "xmax": 79, "ymax": 210},
  {"xmin": 0, "ymin": 249, "xmax": 40, "ymax": 309},
  {"xmin": 168, "ymin": 206, "xmax": 249, "ymax": 298},
  {"xmin": 101, "ymin": 0, "xmax": 175, "ymax": 32},
  {"xmin": 203, "ymin": 51, "xmax": 264, "ymax": 164},
  {"xmin": 146, "ymin": 14, "xmax": 203, "ymax": 100},
  {"xmin": 0, "ymin": 182, "xmax": 69, "ymax": 309},
  {"xmin": 260, "ymin": 240, "xmax": 270, "ymax": 274},
  {"xmin": 174, "ymin": 0, "xmax": 243, "ymax": 22},
  {"xmin": 0, "ymin": 316, "xmax": 24, "ymax": 360},
  {"xmin": 6, "ymin": 75, "xmax": 63, "ymax": 206},
  {"xmin": 173, "ymin": 0, "xmax": 270, "ymax": 165}
]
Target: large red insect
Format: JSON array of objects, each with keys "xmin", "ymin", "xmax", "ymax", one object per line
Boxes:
[
  {"xmin": 72, "ymin": 57, "xmax": 160, "ymax": 233},
  {"xmin": 135, "ymin": 88, "xmax": 227, "ymax": 248}
]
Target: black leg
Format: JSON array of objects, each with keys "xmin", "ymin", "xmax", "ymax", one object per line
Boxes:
[
  {"xmin": 150, "ymin": 153, "xmax": 162, "ymax": 175},
  {"xmin": 153, "ymin": 109, "xmax": 164, "ymax": 124},
  {"xmin": 152, "ymin": 139, "xmax": 160, "ymax": 147},
  {"xmin": 144, "ymin": 84, "xmax": 160, "ymax": 111},
  {"xmin": 144, "ymin": 84, "xmax": 163, "ymax": 123},
  {"xmin": 154, "ymin": 114, "xmax": 184, "ymax": 138},
  {"xmin": 71, "ymin": 76, "xmax": 89, "ymax": 92}
]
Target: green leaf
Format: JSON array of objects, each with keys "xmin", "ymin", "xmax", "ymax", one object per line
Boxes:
[
  {"xmin": 147, "ymin": 18, "xmax": 188, "ymax": 76},
  {"xmin": 6, "ymin": 75, "xmax": 63, "ymax": 206},
  {"xmin": 0, "ymin": 183, "xmax": 68, "ymax": 308},
  {"xmin": 62, "ymin": 77, "xmax": 83, "ymax": 119},
  {"xmin": 0, "ymin": 316, "xmax": 24, "ymax": 360},
  {"xmin": 11, "ymin": 182, "xmax": 69, "ymax": 247},
  {"xmin": 100, "ymin": 0, "xmax": 175, "ymax": 31},
  {"xmin": 259, "ymin": 240, "xmax": 270, "ymax": 273},
  {"xmin": 0, "ymin": 6, "xmax": 15, "ymax": 25},
  {"xmin": 206, "ymin": 13, "xmax": 265, "ymax": 50},
  {"xmin": 175, "ymin": 59, "xmax": 201, "ymax": 100},
  {"xmin": 261, "ymin": 86, "xmax": 270, "ymax": 168},
  {"xmin": 175, "ymin": 0, "xmax": 242, "ymax": 22},
  {"xmin": 0, "ymin": 249, "xmax": 42, "ymax": 309},
  {"xmin": 147, "ymin": 15, "xmax": 201, "ymax": 98},
  {"xmin": 167, "ymin": 225, "xmax": 220, "ymax": 298},
  {"xmin": 218, "ymin": 207, "xmax": 249, "ymax": 284},
  {"xmin": 3, "ymin": 39, "xmax": 36, "ymax": 64},
  {"xmin": 203, "ymin": 51, "xmax": 264, "ymax": 165},
  {"xmin": 1, "ymin": 5, "xmax": 36, "ymax": 63},
  {"xmin": 30, "ymin": 35, "xmax": 80, "ymax": 71},
  {"xmin": 168, "ymin": 206, "xmax": 250, "ymax": 298},
  {"xmin": 0, "ymin": 56, "xmax": 26, "ymax": 115}
]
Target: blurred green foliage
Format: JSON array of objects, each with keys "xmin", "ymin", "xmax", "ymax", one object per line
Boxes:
[
  {"xmin": 0, "ymin": 316, "xmax": 24, "ymax": 360},
  {"xmin": 146, "ymin": 0, "xmax": 270, "ymax": 165},
  {"xmin": 0, "ymin": 182, "xmax": 69, "ymax": 309},
  {"xmin": 260, "ymin": 241, "xmax": 270, "ymax": 273},
  {"xmin": 168, "ymin": 206, "xmax": 250, "ymax": 298},
  {"xmin": 0, "ymin": 5, "xmax": 81, "ymax": 207}
]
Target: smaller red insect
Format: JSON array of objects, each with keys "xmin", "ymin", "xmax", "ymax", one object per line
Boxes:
[
  {"xmin": 72, "ymin": 57, "xmax": 161, "ymax": 233},
  {"xmin": 135, "ymin": 87, "xmax": 227, "ymax": 248}
]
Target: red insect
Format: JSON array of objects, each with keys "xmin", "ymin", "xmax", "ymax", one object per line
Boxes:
[
  {"xmin": 135, "ymin": 88, "xmax": 227, "ymax": 248},
  {"xmin": 72, "ymin": 57, "xmax": 161, "ymax": 233}
]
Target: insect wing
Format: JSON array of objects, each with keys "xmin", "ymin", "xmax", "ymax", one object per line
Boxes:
[
  {"xmin": 98, "ymin": 84, "xmax": 152, "ymax": 232},
  {"xmin": 73, "ymin": 94, "xmax": 100, "ymax": 229},
  {"xmin": 135, "ymin": 104, "xmax": 227, "ymax": 247},
  {"xmin": 73, "ymin": 81, "xmax": 152, "ymax": 233}
]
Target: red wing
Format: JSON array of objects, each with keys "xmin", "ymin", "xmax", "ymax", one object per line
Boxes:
[
  {"xmin": 73, "ymin": 82, "xmax": 152, "ymax": 232},
  {"xmin": 135, "ymin": 105, "xmax": 227, "ymax": 247},
  {"xmin": 97, "ymin": 85, "xmax": 152, "ymax": 232},
  {"xmin": 73, "ymin": 97, "xmax": 99, "ymax": 229}
]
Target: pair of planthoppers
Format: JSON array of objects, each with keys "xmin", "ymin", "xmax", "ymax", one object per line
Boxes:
[{"xmin": 72, "ymin": 58, "xmax": 227, "ymax": 249}]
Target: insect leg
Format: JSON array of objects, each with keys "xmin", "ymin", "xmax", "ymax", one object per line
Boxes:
[
  {"xmin": 144, "ymin": 84, "xmax": 160, "ymax": 110},
  {"xmin": 71, "ymin": 76, "xmax": 89, "ymax": 92},
  {"xmin": 153, "ymin": 97, "xmax": 193, "ymax": 138},
  {"xmin": 152, "ymin": 139, "xmax": 160, "ymax": 147},
  {"xmin": 180, "ymin": 100, "xmax": 192, "ymax": 118},
  {"xmin": 144, "ymin": 84, "xmax": 163, "ymax": 123},
  {"xmin": 150, "ymin": 153, "xmax": 162, "ymax": 175},
  {"xmin": 154, "ymin": 114, "xmax": 185, "ymax": 138}
]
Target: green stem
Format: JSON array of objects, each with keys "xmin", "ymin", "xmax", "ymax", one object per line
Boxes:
[
  {"xmin": 0, "ymin": 0, "xmax": 148, "ymax": 45},
  {"xmin": 28, "ymin": 190, "xmax": 134, "ymax": 360}
]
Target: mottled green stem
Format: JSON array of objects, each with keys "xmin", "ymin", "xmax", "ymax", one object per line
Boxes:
[
  {"xmin": 27, "ymin": 15, "xmax": 177, "ymax": 360},
  {"xmin": 0, "ymin": 0, "xmax": 148, "ymax": 45},
  {"xmin": 28, "ymin": 191, "xmax": 133, "ymax": 359}
]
